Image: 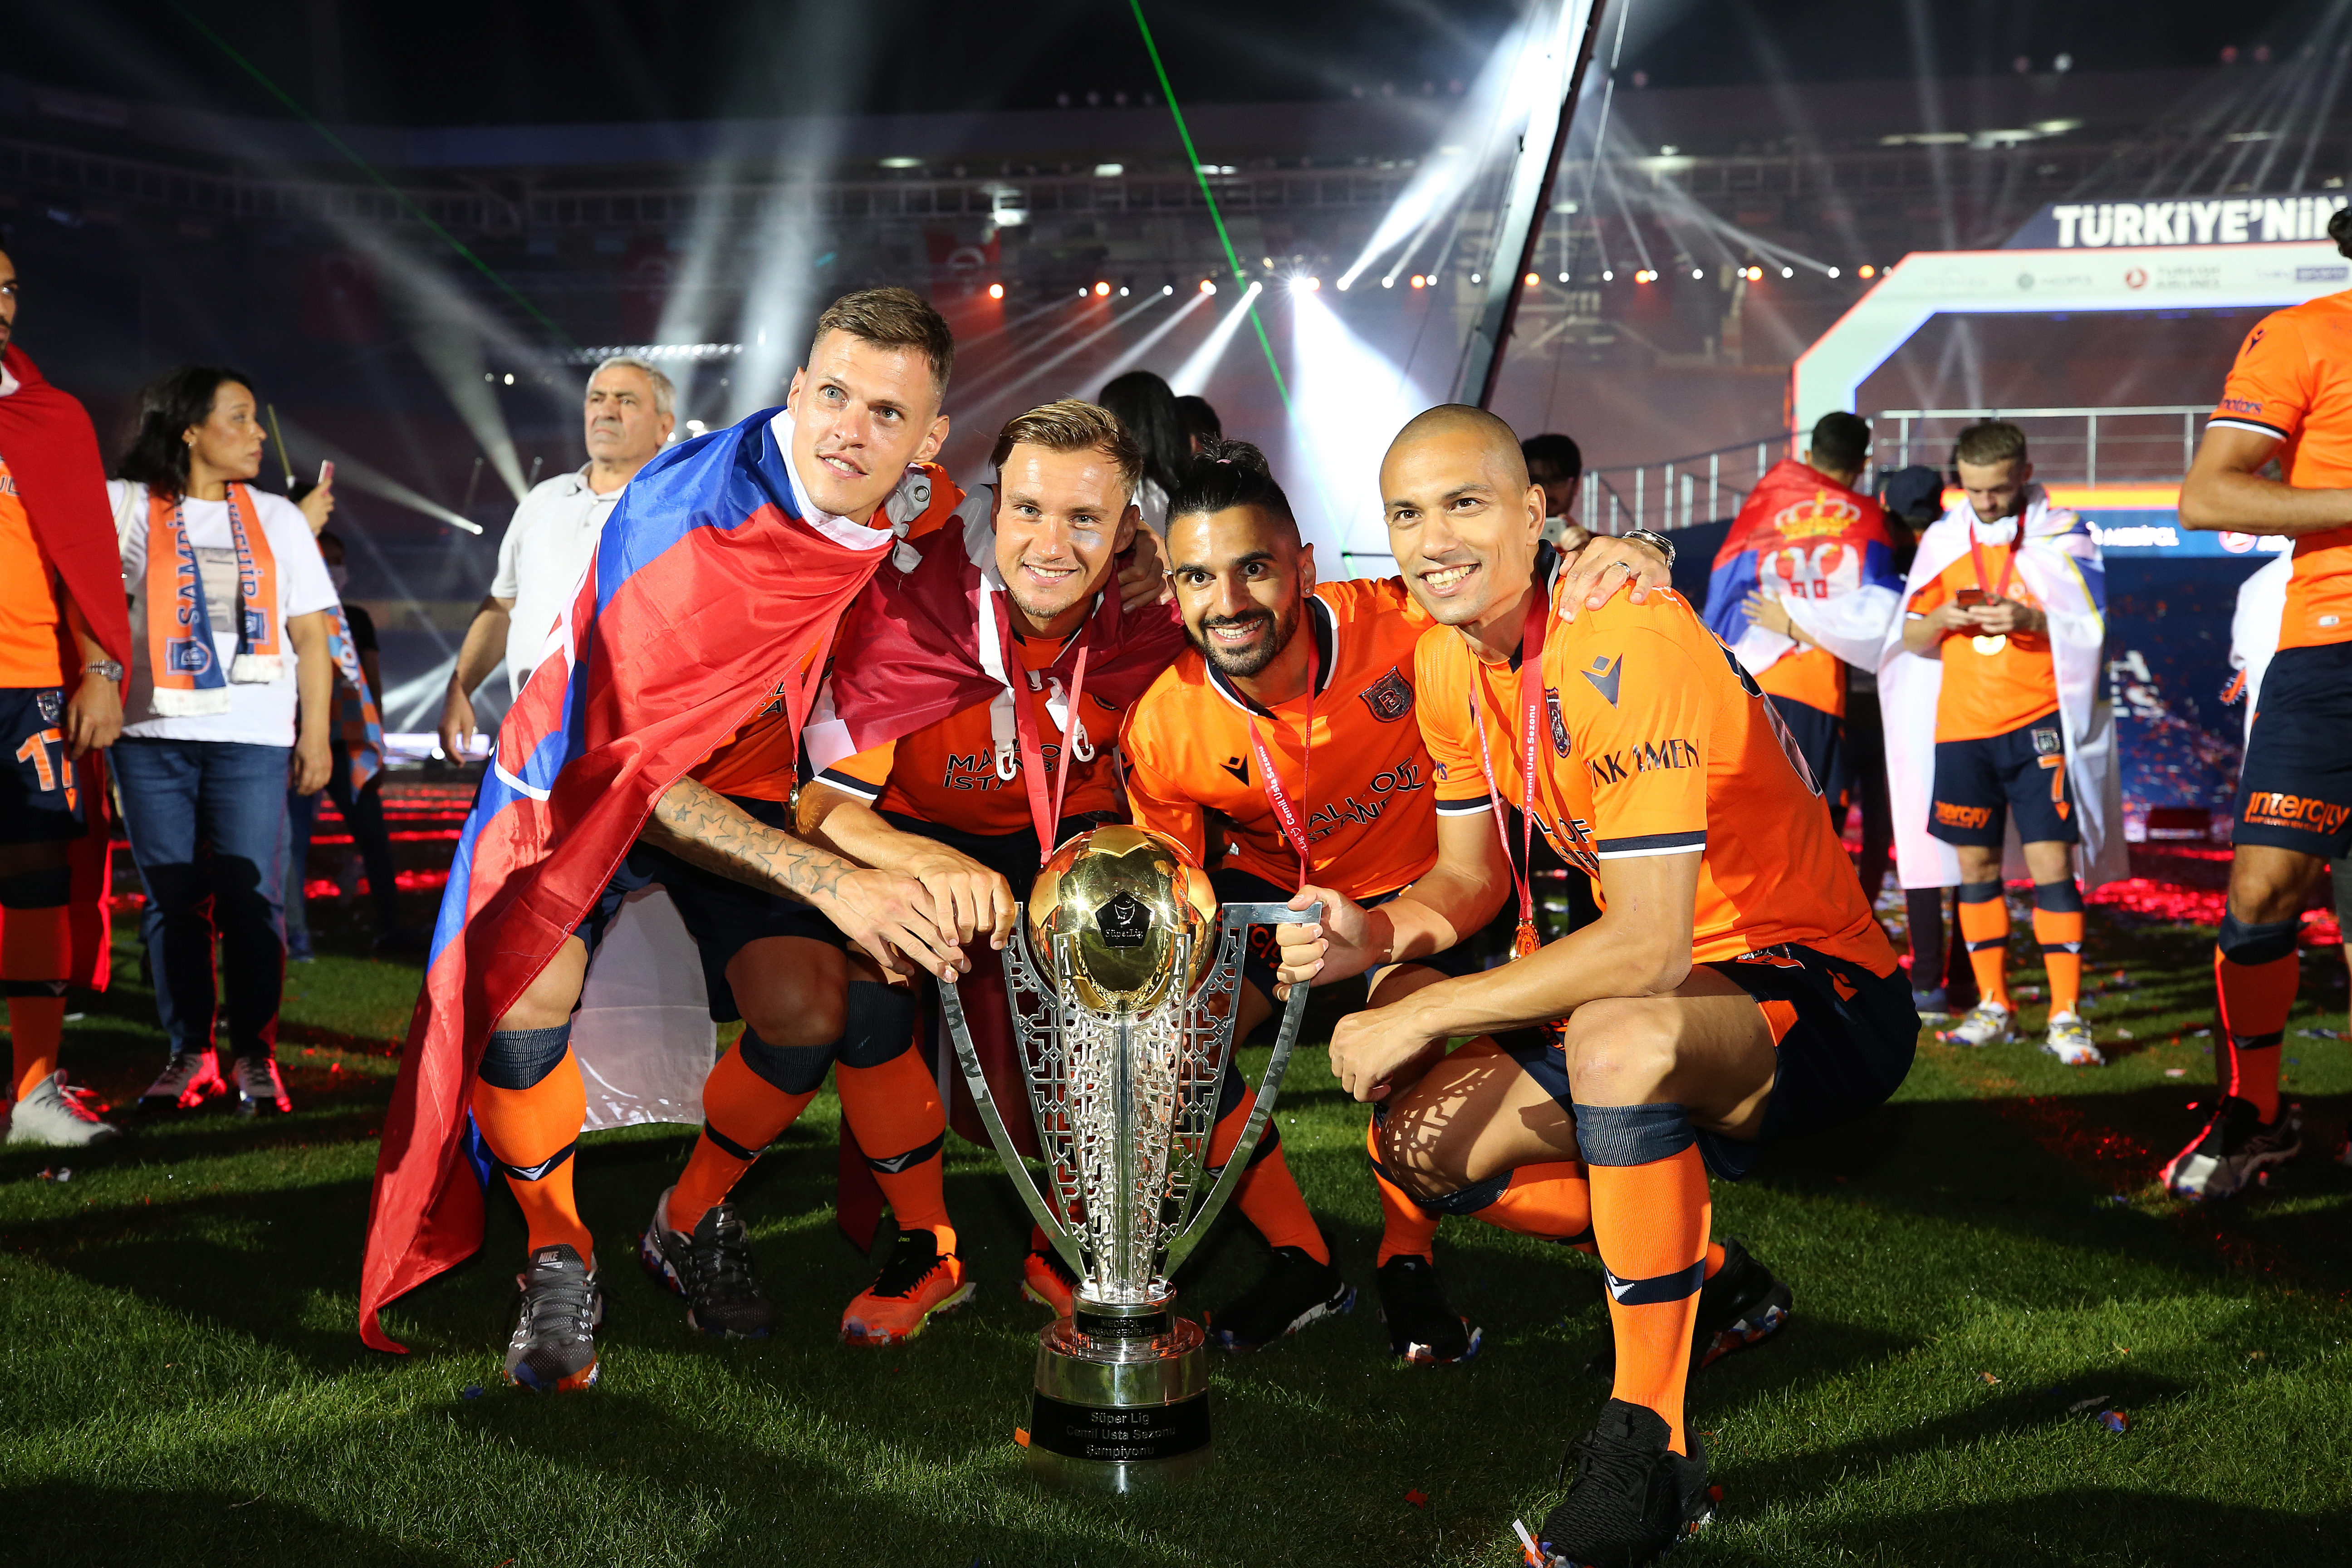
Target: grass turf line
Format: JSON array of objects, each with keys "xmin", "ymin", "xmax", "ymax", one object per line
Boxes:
[{"xmin": 1, "ymin": 901, "xmax": 2347, "ymax": 1567}]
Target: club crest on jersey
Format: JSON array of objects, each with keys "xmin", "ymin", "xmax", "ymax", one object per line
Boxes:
[
  {"xmin": 2030, "ymin": 726, "xmax": 2063, "ymax": 756},
  {"xmin": 1357, "ymin": 666, "xmax": 1413, "ymax": 723},
  {"xmin": 36, "ymin": 690, "xmax": 62, "ymax": 725},
  {"xmin": 1545, "ymin": 688, "xmax": 1569, "ymax": 756}
]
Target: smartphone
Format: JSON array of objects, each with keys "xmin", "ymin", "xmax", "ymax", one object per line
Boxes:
[
  {"xmin": 317, "ymin": 460, "xmax": 335, "ymax": 487},
  {"xmin": 1955, "ymin": 586, "xmax": 1987, "ymax": 609}
]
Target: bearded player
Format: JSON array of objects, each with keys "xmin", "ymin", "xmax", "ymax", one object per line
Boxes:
[
  {"xmin": 362, "ymin": 289, "xmax": 971, "ymax": 1388},
  {"xmin": 1284, "ymin": 406, "xmax": 1915, "ymax": 1565},
  {"xmin": 1121, "ymin": 440, "xmax": 1672, "ymax": 1361}
]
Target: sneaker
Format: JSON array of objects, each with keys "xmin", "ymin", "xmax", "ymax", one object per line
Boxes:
[
  {"xmin": 139, "ymin": 1051, "xmax": 227, "ymax": 1112},
  {"xmin": 232, "ymin": 1055, "xmax": 293, "ymax": 1117},
  {"xmin": 1202, "ymin": 1245, "xmax": 1356, "ymax": 1351},
  {"xmin": 2161, "ymin": 1097, "xmax": 2303, "ymax": 1200},
  {"xmin": 504, "ymin": 1243, "xmax": 604, "ymax": 1392},
  {"xmin": 2044, "ymin": 1012, "xmax": 2104, "ymax": 1067},
  {"xmin": 840, "ymin": 1227, "xmax": 974, "ymax": 1346},
  {"xmin": 1911, "ymin": 986, "xmax": 1952, "ymax": 1023},
  {"xmin": 1022, "ymin": 1241, "xmax": 1079, "ymax": 1318},
  {"xmin": 1939, "ymin": 1000, "xmax": 2013, "ymax": 1048},
  {"xmin": 1536, "ymin": 1399, "xmax": 1713, "ymax": 1567},
  {"xmin": 1587, "ymin": 1238, "xmax": 1792, "ymax": 1382},
  {"xmin": 1373, "ymin": 1253, "xmax": 1482, "ymax": 1364},
  {"xmin": 6, "ymin": 1071, "xmax": 122, "ymax": 1147},
  {"xmin": 638, "ymin": 1186, "xmax": 772, "ymax": 1339}
]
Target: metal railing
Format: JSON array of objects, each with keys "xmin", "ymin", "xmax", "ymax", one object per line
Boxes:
[
  {"xmin": 1584, "ymin": 434, "xmax": 1788, "ymax": 534},
  {"xmin": 1876, "ymin": 405, "xmax": 2210, "ymax": 488}
]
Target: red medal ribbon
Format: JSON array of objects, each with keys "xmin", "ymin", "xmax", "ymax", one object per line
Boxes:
[
  {"xmin": 1467, "ymin": 597, "xmax": 1548, "ymax": 956},
  {"xmin": 1243, "ymin": 641, "xmax": 1321, "ymax": 891},
  {"xmin": 1967, "ymin": 522, "xmax": 2019, "ymax": 604},
  {"xmin": 995, "ymin": 592, "xmax": 1093, "ymax": 868}
]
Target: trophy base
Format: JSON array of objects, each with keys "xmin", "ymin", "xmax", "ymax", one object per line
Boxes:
[{"xmin": 1024, "ymin": 1314, "xmax": 1212, "ymax": 1493}]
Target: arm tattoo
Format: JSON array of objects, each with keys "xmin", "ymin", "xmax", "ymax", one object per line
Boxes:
[{"xmin": 645, "ymin": 776, "xmax": 858, "ymax": 906}]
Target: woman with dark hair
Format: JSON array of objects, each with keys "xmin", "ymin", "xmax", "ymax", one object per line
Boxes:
[
  {"xmin": 106, "ymin": 365, "xmax": 339, "ymax": 1118},
  {"xmin": 1097, "ymin": 369, "xmax": 1188, "ymax": 537}
]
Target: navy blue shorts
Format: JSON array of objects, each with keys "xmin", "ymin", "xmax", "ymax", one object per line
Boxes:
[
  {"xmin": 1929, "ymin": 713, "xmax": 2077, "ymax": 848},
  {"xmin": 1500, "ymin": 942, "xmax": 1917, "ymax": 1181},
  {"xmin": 2235, "ymin": 642, "xmax": 2352, "ymax": 859},
  {"xmin": 1208, "ymin": 865, "xmax": 1481, "ymax": 1006},
  {"xmin": 0, "ymin": 686, "xmax": 82, "ymax": 846},
  {"xmin": 578, "ymin": 793, "xmax": 842, "ymax": 1023}
]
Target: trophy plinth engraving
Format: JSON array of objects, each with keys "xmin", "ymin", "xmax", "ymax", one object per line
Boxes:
[{"xmin": 939, "ymin": 825, "xmax": 1317, "ymax": 1492}]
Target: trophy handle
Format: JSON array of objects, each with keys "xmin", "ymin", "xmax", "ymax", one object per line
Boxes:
[
  {"xmin": 1162, "ymin": 900, "xmax": 1322, "ymax": 1277},
  {"xmin": 936, "ymin": 973, "xmax": 1084, "ymax": 1274}
]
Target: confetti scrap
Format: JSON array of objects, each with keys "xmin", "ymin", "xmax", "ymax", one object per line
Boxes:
[
  {"xmin": 1512, "ymin": 1519, "xmax": 1544, "ymax": 1566},
  {"xmin": 36, "ymin": 1167, "xmax": 71, "ymax": 1182},
  {"xmin": 2165, "ymin": 1067, "xmax": 2187, "ymax": 1078},
  {"xmin": 2099, "ymin": 1409, "xmax": 2131, "ymax": 1434},
  {"xmin": 1979, "ymin": 1371, "xmax": 2002, "ymax": 1384},
  {"xmin": 2067, "ymin": 1394, "xmax": 2112, "ymax": 1413},
  {"xmin": 460, "ymin": 1384, "xmax": 484, "ymax": 1400},
  {"xmin": 1406, "ymin": 1488, "xmax": 1428, "ymax": 1509},
  {"xmin": 1013, "ymin": 1427, "xmax": 1030, "ymax": 1448}
]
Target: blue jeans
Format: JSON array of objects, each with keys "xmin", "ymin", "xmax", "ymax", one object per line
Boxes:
[{"xmin": 113, "ymin": 739, "xmax": 293, "ymax": 1061}]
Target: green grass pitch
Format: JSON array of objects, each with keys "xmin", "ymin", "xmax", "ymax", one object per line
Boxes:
[{"xmin": 3, "ymin": 900, "xmax": 2348, "ymax": 1567}]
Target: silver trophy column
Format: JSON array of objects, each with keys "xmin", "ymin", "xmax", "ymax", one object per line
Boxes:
[{"xmin": 937, "ymin": 826, "xmax": 1319, "ymax": 1492}]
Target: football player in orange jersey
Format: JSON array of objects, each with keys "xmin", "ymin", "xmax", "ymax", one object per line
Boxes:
[
  {"xmin": 1123, "ymin": 439, "xmax": 1671, "ymax": 1360},
  {"xmin": 2173, "ymin": 210, "xmax": 2352, "ymax": 1194},
  {"xmin": 1287, "ymin": 406, "xmax": 1916, "ymax": 1566}
]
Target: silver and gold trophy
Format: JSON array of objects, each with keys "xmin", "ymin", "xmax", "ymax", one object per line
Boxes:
[{"xmin": 939, "ymin": 825, "xmax": 1318, "ymax": 1492}]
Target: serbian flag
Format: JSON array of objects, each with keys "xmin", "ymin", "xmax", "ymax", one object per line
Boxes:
[
  {"xmin": 359, "ymin": 407, "xmax": 950, "ymax": 1352},
  {"xmin": 803, "ymin": 490, "xmax": 1186, "ymax": 1230},
  {"xmin": 1702, "ymin": 457, "xmax": 1903, "ymax": 676}
]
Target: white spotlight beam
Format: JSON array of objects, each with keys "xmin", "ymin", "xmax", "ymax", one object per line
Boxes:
[
  {"xmin": 412, "ymin": 318, "xmax": 529, "ymax": 503},
  {"xmin": 1090, "ymin": 290, "xmax": 1212, "ymax": 386},
  {"xmin": 279, "ymin": 417, "xmax": 484, "ymax": 534},
  {"xmin": 962, "ymin": 294, "xmax": 1170, "ymax": 421},
  {"xmin": 1171, "ymin": 283, "xmax": 1264, "ymax": 395}
]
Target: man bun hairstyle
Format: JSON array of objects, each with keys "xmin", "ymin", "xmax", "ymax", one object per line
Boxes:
[
  {"xmin": 117, "ymin": 364, "xmax": 257, "ymax": 501},
  {"xmin": 1809, "ymin": 410, "xmax": 1873, "ymax": 473},
  {"xmin": 991, "ymin": 398, "xmax": 1144, "ymax": 501},
  {"xmin": 810, "ymin": 286, "xmax": 956, "ymax": 398},
  {"xmin": 1953, "ymin": 419, "xmax": 2029, "ymax": 470},
  {"xmin": 1167, "ymin": 438, "xmax": 1300, "ymax": 543}
]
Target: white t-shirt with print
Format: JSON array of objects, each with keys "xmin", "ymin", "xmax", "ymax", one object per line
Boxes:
[{"xmin": 111, "ymin": 479, "xmax": 339, "ymax": 747}]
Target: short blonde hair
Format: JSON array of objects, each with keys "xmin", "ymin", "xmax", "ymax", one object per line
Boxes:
[
  {"xmin": 990, "ymin": 399, "xmax": 1144, "ymax": 498},
  {"xmin": 588, "ymin": 355, "xmax": 675, "ymax": 419}
]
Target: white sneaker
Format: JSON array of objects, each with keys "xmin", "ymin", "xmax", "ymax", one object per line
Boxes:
[
  {"xmin": 6, "ymin": 1070, "xmax": 122, "ymax": 1147},
  {"xmin": 1940, "ymin": 1001, "xmax": 2013, "ymax": 1048},
  {"xmin": 2043, "ymin": 1012, "xmax": 2104, "ymax": 1067}
]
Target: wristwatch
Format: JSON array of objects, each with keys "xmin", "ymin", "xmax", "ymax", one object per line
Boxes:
[
  {"xmin": 84, "ymin": 659, "xmax": 124, "ymax": 681},
  {"xmin": 1623, "ymin": 527, "xmax": 1678, "ymax": 568}
]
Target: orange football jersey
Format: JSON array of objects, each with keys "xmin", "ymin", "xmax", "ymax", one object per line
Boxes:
[
  {"xmin": 1123, "ymin": 577, "xmax": 1438, "ymax": 900},
  {"xmin": 0, "ymin": 460, "xmax": 68, "ymax": 688},
  {"xmin": 1418, "ymin": 584, "xmax": 1894, "ymax": 974},
  {"xmin": 1905, "ymin": 544, "xmax": 2061, "ymax": 743},
  {"xmin": 2210, "ymin": 292, "xmax": 2352, "ymax": 649},
  {"xmin": 816, "ymin": 627, "xmax": 1127, "ymax": 834},
  {"xmin": 1754, "ymin": 644, "xmax": 1845, "ymax": 718}
]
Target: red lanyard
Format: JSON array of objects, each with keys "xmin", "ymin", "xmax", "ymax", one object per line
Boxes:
[
  {"xmin": 994, "ymin": 593, "xmax": 1093, "ymax": 867},
  {"xmin": 1466, "ymin": 598, "xmax": 1546, "ymax": 960},
  {"xmin": 1968, "ymin": 525, "xmax": 2019, "ymax": 602},
  {"xmin": 1242, "ymin": 641, "xmax": 1321, "ymax": 891}
]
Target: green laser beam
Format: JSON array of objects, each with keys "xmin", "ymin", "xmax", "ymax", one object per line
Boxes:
[
  {"xmin": 167, "ymin": 4, "xmax": 574, "ymax": 348},
  {"xmin": 1128, "ymin": 0, "xmax": 1292, "ymax": 412}
]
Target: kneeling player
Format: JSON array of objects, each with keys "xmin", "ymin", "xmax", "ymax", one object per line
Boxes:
[
  {"xmin": 1297, "ymin": 407, "xmax": 1916, "ymax": 1564},
  {"xmin": 1121, "ymin": 440, "xmax": 1672, "ymax": 1361}
]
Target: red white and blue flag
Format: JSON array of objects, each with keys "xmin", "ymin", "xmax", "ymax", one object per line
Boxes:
[
  {"xmin": 359, "ymin": 408, "xmax": 927, "ymax": 1352},
  {"xmin": 1701, "ymin": 457, "xmax": 1904, "ymax": 674}
]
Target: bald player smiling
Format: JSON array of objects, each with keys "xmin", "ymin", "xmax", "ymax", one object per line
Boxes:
[{"xmin": 1279, "ymin": 405, "xmax": 1916, "ymax": 1566}]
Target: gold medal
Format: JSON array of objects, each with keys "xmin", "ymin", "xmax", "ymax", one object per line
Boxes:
[{"xmin": 1971, "ymin": 633, "xmax": 2008, "ymax": 656}]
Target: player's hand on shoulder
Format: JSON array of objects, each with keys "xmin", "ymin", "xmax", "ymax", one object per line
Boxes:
[
  {"xmin": 1119, "ymin": 528, "xmax": 1174, "ymax": 612},
  {"xmin": 1556, "ymin": 532, "xmax": 1674, "ymax": 622},
  {"xmin": 828, "ymin": 866, "xmax": 968, "ymax": 984}
]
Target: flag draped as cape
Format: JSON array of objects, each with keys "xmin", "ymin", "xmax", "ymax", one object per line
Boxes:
[
  {"xmin": 1877, "ymin": 486, "xmax": 2125, "ymax": 892},
  {"xmin": 1702, "ymin": 458, "xmax": 1902, "ymax": 676},
  {"xmin": 359, "ymin": 408, "xmax": 922, "ymax": 1351},
  {"xmin": 0, "ymin": 345, "xmax": 130, "ymax": 990}
]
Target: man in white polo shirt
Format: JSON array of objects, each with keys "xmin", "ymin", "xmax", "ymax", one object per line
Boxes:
[{"xmin": 437, "ymin": 356, "xmax": 676, "ymax": 760}]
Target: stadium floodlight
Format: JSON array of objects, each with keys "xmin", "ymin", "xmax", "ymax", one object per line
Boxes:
[
  {"xmin": 1200, "ymin": 279, "xmax": 1218, "ymax": 295},
  {"xmin": 1285, "ymin": 286, "xmax": 1432, "ymax": 569},
  {"xmin": 989, "ymin": 282, "xmax": 1005, "ymax": 299}
]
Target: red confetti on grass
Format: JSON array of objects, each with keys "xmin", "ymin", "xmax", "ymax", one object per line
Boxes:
[{"xmin": 1405, "ymin": 1488, "xmax": 1428, "ymax": 1509}]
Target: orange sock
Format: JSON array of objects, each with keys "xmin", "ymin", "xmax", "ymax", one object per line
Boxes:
[
  {"xmin": 1366, "ymin": 1118, "xmax": 1440, "ymax": 1267},
  {"xmin": 1576, "ymin": 1104, "xmax": 1711, "ymax": 1457},
  {"xmin": 4, "ymin": 903, "xmax": 68, "ymax": 1102},
  {"xmin": 1210, "ymin": 1085, "xmax": 1329, "ymax": 1265},
  {"xmin": 670, "ymin": 1041, "xmax": 818, "ymax": 1235},
  {"xmin": 1466, "ymin": 1161, "xmax": 1598, "ymax": 1254},
  {"xmin": 2033, "ymin": 881, "xmax": 2085, "ymax": 1017},
  {"xmin": 2216, "ymin": 938, "xmax": 2298, "ymax": 1123},
  {"xmin": 472, "ymin": 1047, "xmax": 593, "ymax": 1263},
  {"xmin": 1957, "ymin": 882, "xmax": 2011, "ymax": 1009},
  {"xmin": 837, "ymin": 1048, "xmax": 953, "ymax": 1252}
]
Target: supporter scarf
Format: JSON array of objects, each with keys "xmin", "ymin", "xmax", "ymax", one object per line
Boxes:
[
  {"xmin": 141, "ymin": 481, "xmax": 278, "ymax": 715},
  {"xmin": 1702, "ymin": 457, "xmax": 1903, "ymax": 676},
  {"xmin": 0, "ymin": 346, "xmax": 126, "ymax": 992},
  {"xmin": 358, "ymin": 408, "xmax": 954, "ymax": 1353},
  {"xmin": 325, "ymin": 604, "xmax": 385, "ymax": 794}
]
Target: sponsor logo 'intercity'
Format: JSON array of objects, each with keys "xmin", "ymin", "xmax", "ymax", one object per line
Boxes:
[{"xmin": 2243, "ymin": 791, "xmax": 2352, "ymax": 837}]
